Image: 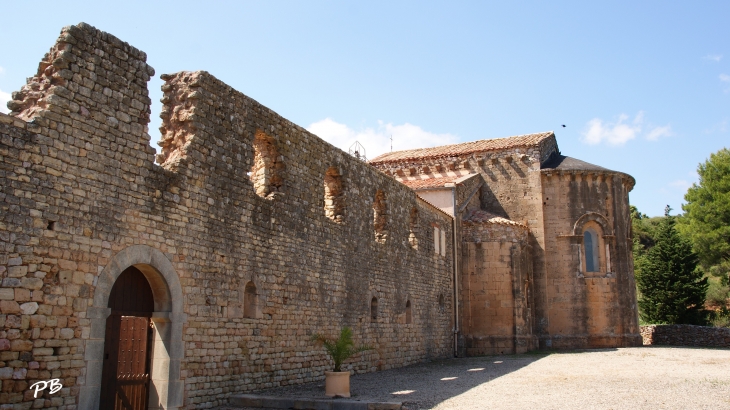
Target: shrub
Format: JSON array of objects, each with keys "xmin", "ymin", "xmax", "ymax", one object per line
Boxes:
[{"xmin": 312, "ymin": 327, "xmax": 372, "ymax": 372}]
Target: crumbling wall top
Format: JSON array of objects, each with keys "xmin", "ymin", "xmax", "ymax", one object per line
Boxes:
[{"xmin": 5, "ymin": 22, "xmax": 157, "ymax": 165}]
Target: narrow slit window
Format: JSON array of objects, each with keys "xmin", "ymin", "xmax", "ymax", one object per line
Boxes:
[
  {"xmin": 243, "ymin": 281, "xmax": 258, "ymax": 318},
  {"xmin": 405, "ymin": 300, "xmax": 412, "ymax": 324},
  {"xmin": 371, "ymin": 297, "xmax": 378, "ymax": 322},
  {"xmin": 440, "ymin": 229, "xmax": 447, "ymax": 257},
  {"xmin": 434, "ymin": 227, "xmax": 440, "ymax": 255}
]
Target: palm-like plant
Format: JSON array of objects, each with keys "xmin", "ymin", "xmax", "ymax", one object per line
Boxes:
[{"xmin": 311, "ymin": 326, "xmax": 372, "ymax": 372}]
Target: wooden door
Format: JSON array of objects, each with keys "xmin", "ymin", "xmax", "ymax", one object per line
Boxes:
[{"xmin": 101, "ymin": 266, "xmax": 155, "ymax": 410}]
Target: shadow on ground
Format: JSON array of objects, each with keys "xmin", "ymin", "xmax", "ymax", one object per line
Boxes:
[
  {"xmin": 218, "ymin": 347, "xmax": 730, "ymax": 410},
  {"xmin": 236, "ymin": 351, "xmax": 558, "ymax": 409}
]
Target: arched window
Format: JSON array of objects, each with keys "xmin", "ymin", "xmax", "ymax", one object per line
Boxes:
[
  {"xmin": 373, "ymin": 190, "xmax": 388, "ymax": 243},
  {"xmin": 573, "ymin": 213, "xmax": 611, "ymax": 275},
  {"xmin": 370, "ymin": 297, "xmax": 378, "ymax": 322},
  {"xmin": 243, "ymin": 281, "xmax": 258, "ymax": 319},
  {"xmin": 324, "ymin": 166, "xmax": 344, "ymax": 222},
  {"xmin": 408, "ymin": 207, "xmax": 419, "ymax": 250},
  {"xmin": 251, "ymin": 130, "xmax": 284, "ymax": 198},
  {"xmin": 583, "ymin": 228, "xmax": 600, "ymax": 272},
  {"xmin": 405, "ymin": 300, "xmax": 412, "ymax": 324}
]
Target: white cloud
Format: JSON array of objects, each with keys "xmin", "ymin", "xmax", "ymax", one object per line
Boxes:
[
  {"xmin": 581, "ymin": 111, "xmax": 672, "ymax": 146},
  {"xmin": 0, "ymin": 88, "xmax": 11, "ymax": 114},
  {"xmin": 306, "ymin": 118, "xmax": 459, "ymax": 160},
  {"xmin": 646, "ymin": 125, "xmax": 673, "ymax": 141},
  {"xmin": 0, "ymin": 66, "xmax": 5, "ymax": 75},
  {"xmin": 582, "ymin": 113, "xmax": 641, "ymax": 145},
  {"xmin": 704, "ymin": 54, "xmax": 722, "ymax": 62}
]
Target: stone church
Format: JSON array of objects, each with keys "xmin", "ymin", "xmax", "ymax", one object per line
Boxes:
[{"xmin": 0, "ymin": 23, "xmax": 640, "ymax": 409}]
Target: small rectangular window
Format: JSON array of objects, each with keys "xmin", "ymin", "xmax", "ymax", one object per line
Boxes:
[
  {"xmin": 440, "ymin": 229, "xmax": 446, "ymax": 257},
  {"xmin": 434, "ymin": 227, "xmax": 440, "ymax": 255}
]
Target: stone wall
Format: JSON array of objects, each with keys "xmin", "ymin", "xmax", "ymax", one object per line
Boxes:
[
  {"xmin": 371, "ymin": 140, "xmax": 553, "ymax": 348},
  {"xmin": 641, "ymin": 325, "xmax": 730, "ymax": 348},
  {"xmin": 0, "ymin": 23, "xmax": 455, "ymax": 409},
  {"xmin": 469, "ymin": 148, "xmax": 549, "ymax": 343},
  {"xmin": 540, "ymin": 170, "xmax": 641, "ymax": 349},
  {"xmin": 460, "ymin": 215, "xmax": 536, "ymax": 355}
]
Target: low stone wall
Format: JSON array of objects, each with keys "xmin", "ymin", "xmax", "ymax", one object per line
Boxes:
[{"xmin": 641, "ymin": 325, "xmax": 730, "ymax": 348}]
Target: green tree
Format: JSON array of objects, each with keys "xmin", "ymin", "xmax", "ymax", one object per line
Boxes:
[
  {"xmin": 630, "ymin": 205, "xmax": 663, "ymax": 258},
  {"xmin": 636, "ymin": 207, "xmax": 708, "ymax": 325},
  {"xmin": 678, "ymin": 148, "xmax": 730, "ymax": 270}
]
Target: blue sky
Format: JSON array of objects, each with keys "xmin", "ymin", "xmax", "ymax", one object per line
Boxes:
[{"xmin": 0, "ymin": 1, "xmax": 727, "ymax": 216}]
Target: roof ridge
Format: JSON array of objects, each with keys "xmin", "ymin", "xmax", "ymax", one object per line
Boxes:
[{"xmin": 370, "ymin": 131, "xmax": 554, "ymax": 164}]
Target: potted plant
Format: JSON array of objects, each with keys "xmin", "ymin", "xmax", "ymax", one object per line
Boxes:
[{"xmin": 311, "ymin": 326, "xmax": 372, "ymax": 397}]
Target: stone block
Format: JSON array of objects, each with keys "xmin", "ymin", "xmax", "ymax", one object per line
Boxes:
[
  {"xmin": 0, "ymin": 301, "xmax": 20, "ymax": 315},
  {"xmin": 10, "ymin": 340, "xmax": 33, "ymax": 352},
  {"xmin": 0, "ymin": 289, "xmax": 14, "ymax": 301},
  {"xmin": 19, "ymin": 303, "xmax": 38, "ymax": 315}
]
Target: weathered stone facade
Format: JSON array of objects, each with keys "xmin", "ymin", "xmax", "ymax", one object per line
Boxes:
[
  {"xmin": 1, "ymin": 22, "xmax": 644, "ymax": 410},
  {"xmin": 371, "ymin": 133, "xmax": 642, "ymax": 354},
  {"xmin": 0, "ymin": 23, "xmax": 455, "ymax": 409}
]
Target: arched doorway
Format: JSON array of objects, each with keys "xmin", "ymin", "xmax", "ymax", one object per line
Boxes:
[
  {"xmin": 100, "ymin": 266, "xmax": 155, "ymax": 409},
  {"xmin": 79, "ymin": 245, "xmax": 186, "ymax": 410}
]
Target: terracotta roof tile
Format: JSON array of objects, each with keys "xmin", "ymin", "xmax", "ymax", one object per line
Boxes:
[
  {"xmin": 370, "ymin": 131, "xmax": 554, "ymax": 164},
  {"xmin": 399, "ymin": 175, "xmax": 461, "ymax": 190},
  {"xmin": 462, "ymin": 210, "xmax": 527, "ymax": 227}
]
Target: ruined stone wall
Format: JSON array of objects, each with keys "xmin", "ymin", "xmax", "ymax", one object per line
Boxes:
[
  {"xmin": 0, "ymin": 23, "xmax": 455, "ymax": 409},
  {"xmin": 539, "ymin": 171, "xmax": 641, "ymax": 349}
]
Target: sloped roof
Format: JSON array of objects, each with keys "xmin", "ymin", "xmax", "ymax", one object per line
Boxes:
[
  {"xmin": 398, "ymin": 172, "xmax": 479, "ymax": 190},
  {"xmin": 540, "ymin": 154, "xmax": 636, "ymax": 190},
  {"xmin": 540, "ymin": 154, "xmax": 613, "ymax": 172},
  {"xmin": 370, "ymin": 131, "xmax": 554, "ymax": 164}
]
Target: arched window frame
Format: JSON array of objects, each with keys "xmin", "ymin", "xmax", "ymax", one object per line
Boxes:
[
  {"xmin": 324, "ymin": 166, "xmax": 345, "ymax": 222},
  {"xmin": 250, "ymin": 129, "xmax": 284, "ymax": 199},
  {"xmin": 572, "ymin": 212, "xmax": 613, "ymax": 276},
  {"xmin": 370, "ymin": 296, "xmax": 378, "ymax": 322},
  {"xmin": 408, "ymin": 207, "xmax": 419, "ymax": 250},
  {"xmin": 373, "ymin": 190, "xmax": 388, "ymax": 243},
  {"xmin": 243, "ymin": 280, "xmax": 262, "ymax": 319}
]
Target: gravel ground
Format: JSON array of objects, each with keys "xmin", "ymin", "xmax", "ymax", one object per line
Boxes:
[{"xmin": 216, "ymin": 347, "xmax": 730, "ymax": 410}]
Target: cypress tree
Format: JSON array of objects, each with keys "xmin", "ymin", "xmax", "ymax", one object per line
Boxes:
[{"xmin": 636, "ymin": 206, "xmax": 709, "ymax": 325}]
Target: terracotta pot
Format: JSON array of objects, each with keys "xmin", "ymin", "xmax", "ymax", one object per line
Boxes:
[{"xmin": 324, "ymin": 371, "xmax": 350, "ymax": 397}]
